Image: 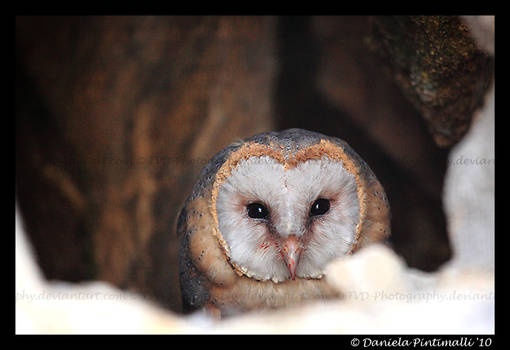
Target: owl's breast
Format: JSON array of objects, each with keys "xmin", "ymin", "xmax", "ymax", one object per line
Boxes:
[{"xmin": 208, "ymin": 274, "xmax": 341, "ymax": 315}]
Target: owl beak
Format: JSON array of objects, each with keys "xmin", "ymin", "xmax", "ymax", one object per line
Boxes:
[{"xmin": 280, "ymin": 235, "xmax": 302, "ymax": 280}]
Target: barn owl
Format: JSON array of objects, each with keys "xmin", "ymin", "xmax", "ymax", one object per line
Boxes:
[{"xmin": 177, "ymin": 128, "xmax": 390, "ymax": 317}]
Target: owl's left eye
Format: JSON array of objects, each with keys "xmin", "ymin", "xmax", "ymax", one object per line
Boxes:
[
  {"xmin": 246, "ymin": 202, "xmax": 269, "ymax": 219},
  {"xmin": 310, "ymin": 198, "xmax": 330, "ymax": 216}
]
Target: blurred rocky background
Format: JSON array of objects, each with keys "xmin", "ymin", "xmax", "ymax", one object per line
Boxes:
[{"xmin": 16, "ymin": 15, "xmax": 494, "ymax": 332}]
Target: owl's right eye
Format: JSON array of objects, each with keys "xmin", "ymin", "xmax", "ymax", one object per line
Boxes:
[{"xmin": 246, "ymin": 202, "xmax": 269, "ymax": 219}]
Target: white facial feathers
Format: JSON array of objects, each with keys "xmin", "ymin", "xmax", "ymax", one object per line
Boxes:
[{"xmin": 216, "ymin": 156, "xmax": 360, "ymax": 282}]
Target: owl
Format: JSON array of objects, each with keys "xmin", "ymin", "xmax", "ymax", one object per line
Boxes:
[{"xmin": 177, "ymin": 128, "xmax": 390, "ymax": 317}]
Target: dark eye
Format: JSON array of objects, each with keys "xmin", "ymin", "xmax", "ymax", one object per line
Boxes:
[
  {"xmin": 247, "ymin": 202, "xmax": 269, "ymax": 219},
  {"xmin": 310, "ymin": 198, "xmax": 330, "ymax": 216}
]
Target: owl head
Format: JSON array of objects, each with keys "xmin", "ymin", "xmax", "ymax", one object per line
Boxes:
[{"xmin": 182, "ymin": 128, "xmax": 390, "ymax": 286}]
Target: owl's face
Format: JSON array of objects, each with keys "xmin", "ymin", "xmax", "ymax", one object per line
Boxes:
[
  {"xmin": 216, "ymin": 155, "xmax": 360, "ymax": 282},
  {"xmin": 207, "ymin": 133, "xmax": 374, "ymax": 284}
]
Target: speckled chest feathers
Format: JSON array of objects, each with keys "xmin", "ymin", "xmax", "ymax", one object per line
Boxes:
[{"xmin": 177, "ymin": 128, "xmax": 390, "ymax": 317}]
